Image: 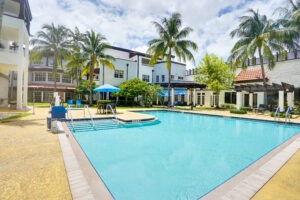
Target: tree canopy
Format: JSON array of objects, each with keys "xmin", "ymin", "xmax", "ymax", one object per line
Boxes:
[
  {"xmin": 147, "ymin": 12, "xmax": 197, "ymax": 107},
  {"xmin": 194, "ymin": 53, "xmax": 234, "ymax": 95}
]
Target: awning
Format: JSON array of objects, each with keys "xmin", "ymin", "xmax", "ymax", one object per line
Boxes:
[{"xmin": 159, "ymin": 88, "xmax": 186, "ymax": 97}]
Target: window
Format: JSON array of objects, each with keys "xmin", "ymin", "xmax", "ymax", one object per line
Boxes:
[
  {"xmin": 162, "ymin": 75, "xmax": 165, "ymax": 82},
  {"xmin": 34, "ymin": 72, "xmax": 46, "ymax": 82},
  {"xmin": 142, "ymin": 75, "xmax": 150, "ymax": 82},
  {"xmin": 171, "ymin": 75, "xmax": 174, "ymax": 80},
  {"xmin": 178, "ymin": 76, "xmax": 184, "ymax": 80},
  {"xmin": 114, "ymin": 70, "xmax": 124, "ymax": 78},
  {"xmin": 62, "ymin": 73, "xmax": 71, "ymax": 83},
  {"xmin": 44, "ymin": 92, "xmax": 53, "ymax": 103},
  {"xmin": 156, "ymin": 75, "xmax": 159, "ymax": 82},
  {"xmin": 224, "ymin": 92, "xmax": 236, "ymax": 104},
  {"xmin": 141, "ymin": 58, "xmax": 150, "ymax": 66},
  {"xmin": 48, "ymin": 73, "xmax": 60, "ymax": 82}
]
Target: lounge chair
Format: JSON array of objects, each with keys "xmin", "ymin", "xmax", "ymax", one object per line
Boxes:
[
  {"xmin": 257, "ymin": 104, "xmax": 266, "ymax": 113},
  {"xmin": 76, "ymin": 99, "xmax": 83, "ymax": 107},
  {"xmin": 67, "ymin": 100, "xmax": 74, "ymax": 107}
]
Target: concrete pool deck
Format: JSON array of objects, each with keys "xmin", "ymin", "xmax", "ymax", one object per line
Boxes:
[{"xmin": 0, "ymin": 107, "xmax": 300, "ymax": 199}]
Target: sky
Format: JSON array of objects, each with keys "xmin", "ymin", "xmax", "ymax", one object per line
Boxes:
[{"xmin": 28, "ymin": 0, "xmax": 288, "ymax": 68}]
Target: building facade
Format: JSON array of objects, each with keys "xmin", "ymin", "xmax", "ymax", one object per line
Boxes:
[
  {"xmin": 0, "ymin": 0, "xmax": 31, "ymax": 109},
  {"xmin": 26, "ymin": 44, "xmax": 300, "ymax": 110}
]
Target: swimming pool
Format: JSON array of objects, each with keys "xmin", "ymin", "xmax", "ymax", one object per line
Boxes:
[{"xmin": 69, "ymin": 111, "xmax": 300, "ymax": 200}]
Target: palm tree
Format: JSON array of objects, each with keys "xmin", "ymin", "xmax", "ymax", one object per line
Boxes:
[
  {"xmin": 147, "ymin": 12, "xmax": 198, "ymax": 107},
  {"xmin": 81, "ymin": 30, "xmax": 115, "ymax": 105},
  {"xmin": 275, "ymin": 0, "xmax": 300, "ymax": 49},
  {"xmin": 228, "ymin": 9, "xmax": 286, "ymax": 104},
  {"xmin": 30, "ymin": 23, "xmax": 71, "ymax": 91},
  {"xmin": 66, "ymin": 27, "xmax": 85, "ymax": 88}
]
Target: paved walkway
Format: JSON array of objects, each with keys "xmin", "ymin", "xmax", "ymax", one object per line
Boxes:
[{"xmin": 0, "ymin": 107, "xmax": 299, "ymax": 199}]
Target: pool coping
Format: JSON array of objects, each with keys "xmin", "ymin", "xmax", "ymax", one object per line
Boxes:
[
  {"xmin": 58, "ymin": 110, "xmax": 300, "ymax": 200},
  {"xmin": 59, "ymin": 122, "xmax": 114, "ymax": 200}
]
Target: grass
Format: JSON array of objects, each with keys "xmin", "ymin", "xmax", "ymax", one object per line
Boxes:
[
  {"xmin": 28, "ymin": 102, "xmax": 51, "ymax": 108},
  {"xmin": 0, "ymin": 113, "xmax": 31, "ymax": 123}
]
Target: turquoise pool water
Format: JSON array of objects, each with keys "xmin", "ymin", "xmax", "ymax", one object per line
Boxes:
[{"xmin": 70, "ymin": 111, "xmax": 300, "ymax": 200}]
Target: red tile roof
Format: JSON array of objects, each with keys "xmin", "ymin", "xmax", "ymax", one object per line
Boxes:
[{"xmin": 235, "ymin": 68, "xmax": 267, "ymax": 83}]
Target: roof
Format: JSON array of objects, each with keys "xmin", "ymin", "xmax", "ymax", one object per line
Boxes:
[
  {"xmin": 28, "ymin": 84, "xmax": 75, "ymax": 90},
  {"xmin": 235, "ymin": 68, "xmax": 267, "ymax": 83},
  {"xmin": 29, "ymin": 66, "xmax": 65, "ymax": 72},
  {"xmin": 158, "ymin": 81, "xmax": 206, "ymax": 88}
]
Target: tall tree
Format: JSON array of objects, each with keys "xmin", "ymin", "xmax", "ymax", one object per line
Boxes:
[
  {"xmin": 81, "ymin": 30, "xmax": 115, "ymax": 105},
  {"xmin": 147, "ymin": 12, "xmax": 198, "ymax": 107},
  {"xmin": 66, "ymin": 27, "xmax": 85, "ymax": 88},
  {"xmin": 275, "ymin": 0, "xmax": 300, "ymax": 49},
  {"xmin": 228, "ymin": 9, "xmax": 285, "ymax": 104},
  {"xmin": 194, "ymin": 54, "xmax": 234, "ymax": 107},
  {"xmin": 30, "ymin": 23, "xmax": 71, "ymax": 91}
]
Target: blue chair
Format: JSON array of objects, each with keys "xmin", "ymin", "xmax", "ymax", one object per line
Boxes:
[
  {"xmin": 51, "ymin": 106, "xmax": 67, "ymax": 119},
  {"xmin": 76, "ymin": 99, "xmax": 83, "ymax": 107},
  {"xmin": 67, "ymin": 100, "xmax": 74, "ymax": 106},
  {"xmin": 47, "ymin": 106, "xmax": 67, "ymax": 130}
]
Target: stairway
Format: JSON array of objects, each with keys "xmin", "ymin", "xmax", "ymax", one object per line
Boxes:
[{"xmin": 67, "ymin": 120, "xmax": 121, "ymax": 132}]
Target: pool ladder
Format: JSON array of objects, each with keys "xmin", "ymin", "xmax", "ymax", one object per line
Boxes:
[
  {"xmin": 274, "ymin": 106, "xmax": 292, "ymax": 123},
  {"xmin": 285, "ymin": 106, "xmax": 291, "ymax": 123},
  {"xmin": 274, "ymin": 106, "xmax": 280, "ymax": 121},
  {"xmin": 68, "ymin": 105, "xmax": 95, "ymax": 129}
]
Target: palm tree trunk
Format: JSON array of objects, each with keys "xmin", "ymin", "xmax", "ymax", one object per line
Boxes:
[
  {"xmin": 258, "ymin": 48, "xmax": 268, "ymax": 106},
  {"xmin": 89, "ymin": 66, "xmax": 94, "ymax": 105},
  {"xmin": 167, "ymin": 49, "xmax": 172, "ymax": 107},
  {"xmin": 53, "ymin": 65, "xmax": 57, "ymax": 92},
  {"xmin": 89, "ymin": 57, "xmax": 95, "ymax": 105}
]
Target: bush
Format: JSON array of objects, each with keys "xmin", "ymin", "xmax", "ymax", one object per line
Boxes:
[
  {"xmin": 97, "ymin": 100, "xmax": 113, "ymax": 104},
  {"xmin": 230, "ymin": 109, "xmax": 247, "ymax": 114},
  {"xmin": 81, "ymin": 100, "xmax": 89, "ymax": 105},
  {"xmin": 270, "ymin": 112, "xmax": 291, "ymax": 118},
  {"xmin": 241, "ymin": 106, "xmax": 252, "ymax": 111},
  {"xmin": 221, "ymin": 103, "xmax": 235, "ymax": 109}
]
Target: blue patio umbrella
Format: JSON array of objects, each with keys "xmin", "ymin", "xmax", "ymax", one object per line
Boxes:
[{"xmin": 93, "ymin": 84, "xmax": 120, "ymax": 93}]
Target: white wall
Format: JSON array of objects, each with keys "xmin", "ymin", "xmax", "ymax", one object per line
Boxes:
[
  {"xmin": 97, "ymin": 59, "xmax": 137, "ymax": 86},
  {"xmin": 0, "ymin": 77, "xmax": 9, "ymax": 107},
  {"xmin": 152, "ymin": 62, "xmax": 186, "ymax": 83}
]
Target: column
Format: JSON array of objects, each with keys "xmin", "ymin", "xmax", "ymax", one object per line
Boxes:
[
  {"xmin": 23, "ymin": 68, "xmax": 28, "ymax": 107},
  {"xmin": 41, "ymin": 91, "xmax": 44, "ymax": 102},
  {"xmin": 16, "ymin": 29, "xmax": 24, "ymax": 110},
  {"xmin": 236, "ymin": 91, "xmax": 242, "ymax": 110},
  {"xmin": 171, "ymin": 88, "xmax": 174, "ymax": 105},
  {"xmin": 106, "ymin": 92, "xmax": 109, "ymax": 100},
  {"xmin": 249, "ymin": 93, "xmax": 253, "ymax": 108},
  {"xmin": 218, "ymin": 91, "xmax": 225, "ymax": 107},
  {"xmin": 278, "ymin": 90, "xmax": 284, "ymax": 112},
  {"xmin": 193, "ymin": 89, "xmax": 196, "ymax": 106},
  {"xmin": 287, "ymin": 92, "xmax": 294, "ymax": 108},
  {"xmin": 16, "ymin": 68, "xmax": 23, "ymax": 109},
  {"xmin": 187, "ymin": 89, "xmax": 190, "ymax": 105}
]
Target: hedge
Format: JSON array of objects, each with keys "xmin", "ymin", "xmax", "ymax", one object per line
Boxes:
[{"xmin": 230, "ymin": 109, "xmax": 247, "ymax": 114}]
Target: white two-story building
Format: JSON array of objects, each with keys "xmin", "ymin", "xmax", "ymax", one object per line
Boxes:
[{"xmin": 0, "ymin": 0, "xmax": 31, "ymax": 109}]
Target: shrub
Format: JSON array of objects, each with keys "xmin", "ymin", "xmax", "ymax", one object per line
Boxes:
[
  {"xmin": 230, "ymin": 109, "xmax": 247, "ymax": 114},
  {"xmin": 97, "ymin": 100, "xmax": 113, "ymax": 104},
  {"xmin": 241, "ymin": 106, "xmax": 252, "ymax": 111},
  {"xmin": 221, "ymin": 103, "xmax": 235, "ymax": 109},
  {"xmin": 270, "ymin": 112, "xmax": 291, "ymax": 118}
]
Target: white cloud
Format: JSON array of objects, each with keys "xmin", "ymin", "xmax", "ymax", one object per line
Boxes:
[{"xmin": 28, "ymin": 0, "xmax": 288, "ymax": 68}]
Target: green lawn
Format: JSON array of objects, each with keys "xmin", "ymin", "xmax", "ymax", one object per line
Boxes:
[{"xmin": 0, "ymin": 113, "xmax": 31, "ymax": 123}]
